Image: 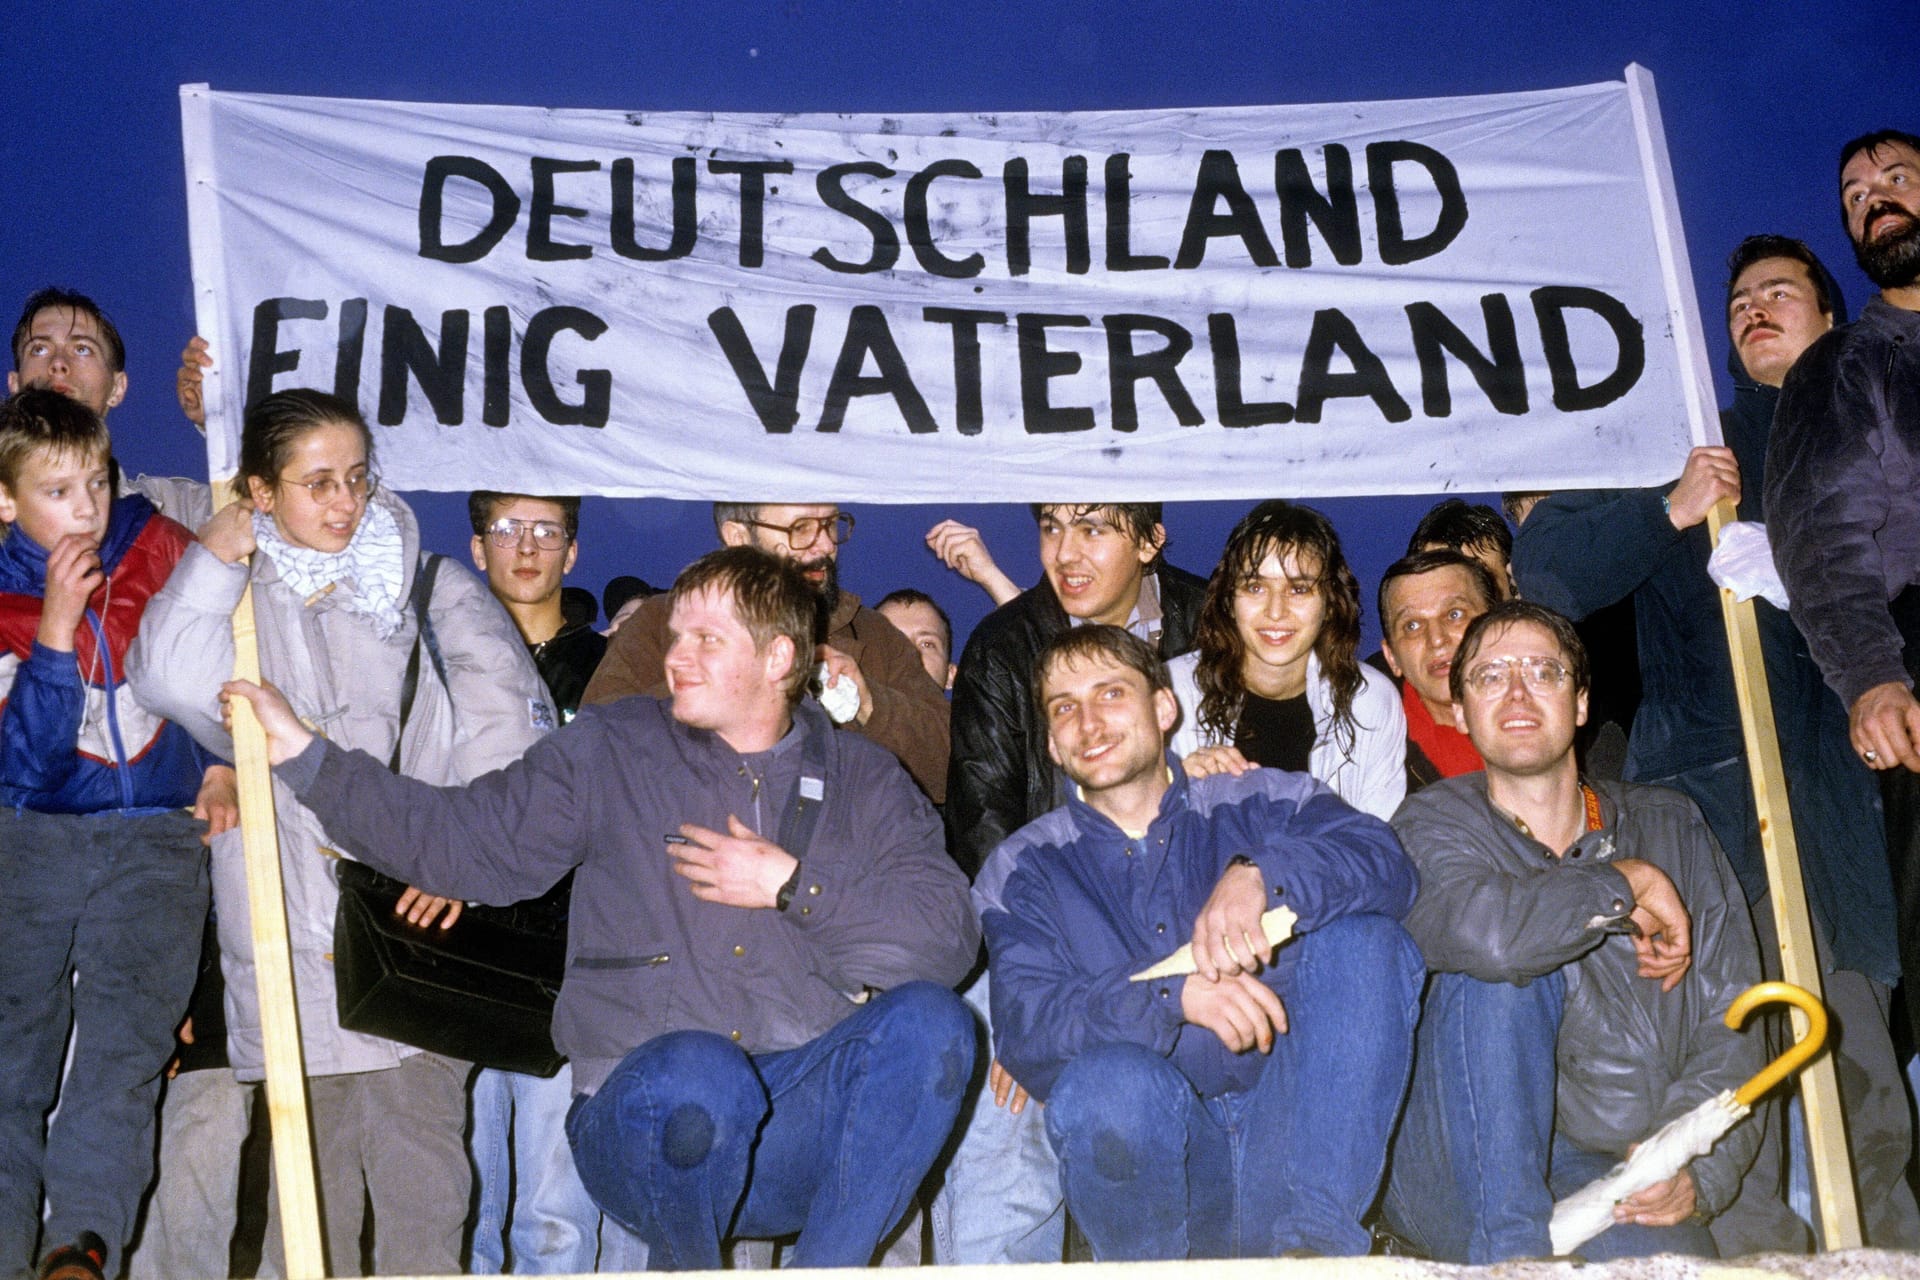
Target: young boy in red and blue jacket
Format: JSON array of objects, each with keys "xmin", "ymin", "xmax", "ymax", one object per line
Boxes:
[{"xmin": 0, "ymin": 389, "xmax": 214, "ymax": 1280}]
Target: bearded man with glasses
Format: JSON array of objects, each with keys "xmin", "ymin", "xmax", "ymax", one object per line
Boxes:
[
  {"xmin": 586, "ymin": 502, "xmax": 950, "ymax": 803},
  {"xmin": 1378, "ymin": 600, "xmax": 1778, "ymax": 1263}
]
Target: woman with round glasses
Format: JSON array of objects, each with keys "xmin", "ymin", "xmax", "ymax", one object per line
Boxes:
[
  {"xmin": 129, "ymin": 389, "xmax": 549, "ymax": 1274},
  {"xmin": 1168, "ymin": 500, "xmax": 1406, "ymax": 819}
]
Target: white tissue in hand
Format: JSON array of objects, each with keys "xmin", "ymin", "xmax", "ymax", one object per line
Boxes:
[
  {"xmin": 817, "ymin": 661, "xmax": 860, "ymax": 723},
  {"xmin": 1707, "ymin": 521, "xmax": 1790, "ymax": 610}
]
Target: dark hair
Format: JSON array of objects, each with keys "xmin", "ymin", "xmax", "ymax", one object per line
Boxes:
[
  {"xmin": 1376, "ymin": 548, "xmax": 1499, "ymax": 637},
  {"xmin": 1500, "ymin": 491, "xmax": 1547, "ymax": 527},
  {"xmin": 0, "ymin": 389, "xmax": 111, "ymax": 491},
  {"xmin": 1838, "ymin": 130, "xmax": 1920, "ymax": 188},
  {"xmin": 1029, "ymin": 502, "xmax": 1164, "ymax": 552},
  {"xmin": 1725, "ymin": 235, "xmax": 1834, "ymax": 316},
  {"xmin": 12, "ymin": 288, "xmax": 125, "ymax": 374},
  {"xmin": 560, "ymin": 586, "xmax": 597, "ymax": 629},
  {"xmin": 1408, "ymin": 498, "xmax": 1512, "ymax": 562},
  {"xmin": 1031, "ymin": 623, "xmax": 1172, "ymax": 719},
  {"xmin": 876, "ymin": 587, "xmax": 953, "ymax": 653},
  {"xmin": 468, "ymin": 491, "xmax": 581, "ymax": 540},
  {"xmin": 602, "ymin": 574, "xmax": 658, "ymax": 620},
  {"xmin": 1192, "ymin": 500, "xmax": 1363, "ymax": 753},
  {"xmin": 233, "ymin": 388, "xmax": 373, "ymax": 502},
  {"xmin": 1448, "ymin": 599, "xmax": 1590, "ymax": 704},
  {"xmin": 666, "ymin": 545, "xmax": 821, "ymax": 703}
]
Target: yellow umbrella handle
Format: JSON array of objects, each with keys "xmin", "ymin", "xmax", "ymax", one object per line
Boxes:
[{"xmin": 1726, "ymin": 981, "xmax": 1828, "ymax": 1107}]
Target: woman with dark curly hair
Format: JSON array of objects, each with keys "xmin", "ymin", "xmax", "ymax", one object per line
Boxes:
[{"xmin": 1168, "ymin": 500, "xmax": 1406, "ymax": 818}]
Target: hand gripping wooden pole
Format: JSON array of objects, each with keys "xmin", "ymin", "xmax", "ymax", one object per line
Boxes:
[
  {"xmin": 183, "ymin": 84, "xmax": 327, "ymax": 1275},
  {"xmin": 1626, "ymin": 63, "xmax": 1862, "ymax": 1248},
  {"xmin": 1708, "ymin": 500, "xmax": 1863, "ymax": 1248},
  {"xmin": 230, "ymin": 577, "xmax": 330, "ymax": 1276}
]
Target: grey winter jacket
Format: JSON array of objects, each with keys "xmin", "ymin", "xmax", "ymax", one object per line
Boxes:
[
  {"xmin": 127, "ymin": 490, "xmax": 552, "ymax": 1079},
  {"xmin": 1392, "ymin": 776, "xmax": 1765, "ymax": 1217},
  {"xmin": 276, "ymin": 695, "xmax": 980, "ymax": 1095},
  {"xmin": 1767, "ymin": 297, "xmax": 1920, "ymax": 709}
]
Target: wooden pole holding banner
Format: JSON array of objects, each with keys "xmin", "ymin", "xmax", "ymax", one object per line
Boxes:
[
  {"xmin": 180, "ymin": 82, "xmax": 329, "ymax": 1278},
  {"xmin": 226, "ymin": 581, "xmax": 330, "ymax": 1278},
  {"xmin": 1625, "ymin": 64, "xmax": 1862, "ymax": 1247},
  {"xmin": 1706, "ymin": 503, "xmax": 1864, "ymax": 1247}
]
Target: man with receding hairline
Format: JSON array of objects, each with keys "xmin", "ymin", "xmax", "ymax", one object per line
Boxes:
[{"xmin": 1376, "ymin": 547, "xmax": 1497, "ymax": 794}]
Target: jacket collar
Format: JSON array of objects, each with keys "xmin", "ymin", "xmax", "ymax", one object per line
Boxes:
[
  {"xmin": 666, "ymin": 691, "xmax": 831, "ymax": 771},
  {"xmin": 1063, "ymin": 748, "xmax": 1191, "ymax": 844},
  {"xmin": 0, "ymin": 492, "xmax": 153, "ymax": 596}
]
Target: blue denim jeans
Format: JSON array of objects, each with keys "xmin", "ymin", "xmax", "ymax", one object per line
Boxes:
[
  {"xmin": 1043, "ymin": 914, "xmax": 1422, "ymax": 1259},
  {"xmin": 565, "ymin": 982, "xmax": 973, "ymax": 1271},
  {"xmin": 0, "ymin": 808, "xmax": 208, "ymax": 1276},
  {"xmin": 928, "ymin": 970, "xmax": 1066, "ymax": 1264},
  {"xmin": 471, "ymin": 1064, "xmax": 648, "ymax": 1274},
  {"xmin": 1384, "ymin": 969, "xmax": 1716, "ymax": 1263}
]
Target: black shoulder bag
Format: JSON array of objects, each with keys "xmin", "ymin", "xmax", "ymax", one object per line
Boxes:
[{"xmin": 333, "ymin": 554, "xmax": 569, "ymax": 1077}]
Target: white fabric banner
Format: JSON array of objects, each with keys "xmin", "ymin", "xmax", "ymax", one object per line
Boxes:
[{"xmin": 180, "ymin": 74, "xmax": 1712, "ymax": 501}]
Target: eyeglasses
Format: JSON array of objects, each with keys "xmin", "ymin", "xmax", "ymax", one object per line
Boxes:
[
  {"xmin": 743, "ymin": 512, "xmax": 855, "ymax": 549},
  {"xmin": 281, "ymin": 471, "xmax": 376, "ymax": 504},
  {"xmin": 484, "ymin": 517, "xmax": 570, "ymax": 550},
  {"xmin": 1460, "ymin": 655, "xmax": 1572, "ymax": 698}
]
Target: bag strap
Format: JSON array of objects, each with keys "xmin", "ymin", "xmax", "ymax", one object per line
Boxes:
[
  {"xmin": 387, "ymin": 553, "xmax": 446, "ymax": 773},
  {"xmin": 775, "ymin": 713, "xmax": 831, "ymax": 861}
]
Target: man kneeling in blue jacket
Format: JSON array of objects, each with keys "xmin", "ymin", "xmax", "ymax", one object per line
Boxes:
[{"xmin": 973, "ymin": 625, "xmax": 1422, "ymax": 1259}]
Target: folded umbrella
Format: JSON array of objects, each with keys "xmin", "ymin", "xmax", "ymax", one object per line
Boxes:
[{"xmin": 1549, "ymin": 981, "xmax": 1828, "ymax": 1256}]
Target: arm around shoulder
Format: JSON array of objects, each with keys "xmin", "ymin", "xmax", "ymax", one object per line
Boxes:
[{"xmin": 1392, "ymin": 790, "xmax": 1634, "ymax": 982}]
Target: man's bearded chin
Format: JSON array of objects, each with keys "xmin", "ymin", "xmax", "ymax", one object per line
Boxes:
[
  {"xmin": 801, "ymin": 555, "xmax": 841, "ymax": 615},
  {"xmin": 1855, "ymin": 207, "xmax": 1920, "ymax": 289}
]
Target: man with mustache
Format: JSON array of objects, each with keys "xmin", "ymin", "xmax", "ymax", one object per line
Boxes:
[
  {"xmin": 1766, "ymin": 129, "xmax": 1920, "ymax": 1045},
  {"xmin": 584, "ymin": 502, "xmax": 950, "ymax": 802},
  {"xmin": 1516, "ymin": 232, "xmax": 1913, "ymax": 1248}
]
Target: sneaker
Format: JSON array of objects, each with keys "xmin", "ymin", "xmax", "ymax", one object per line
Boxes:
[{"xmin": 36, "ymin": 1233, "xmax": 107, "ymax": 1280}]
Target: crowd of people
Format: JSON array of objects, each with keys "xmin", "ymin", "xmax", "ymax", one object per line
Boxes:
[{"xmin": 0, "ymin": 126, "xmax": 1916, "ymax": 1277}]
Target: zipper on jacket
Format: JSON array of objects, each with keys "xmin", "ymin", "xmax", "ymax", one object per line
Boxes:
[
  {"xmin": 86, "ymin": 610, "xmax": 137, "ymax": 811},
  {"xmin": 741, "ymin": 763, "xmax": 764, "ymax": 832}
]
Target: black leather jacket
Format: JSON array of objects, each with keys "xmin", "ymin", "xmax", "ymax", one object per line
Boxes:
[{"xmin": 945, "ymin": 565, "xmax": 1206, "ymax": 878}]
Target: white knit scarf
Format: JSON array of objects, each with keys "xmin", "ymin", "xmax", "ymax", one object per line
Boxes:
[{"xmin": 253, "ymin": 500, "xmax": 406, "ymax": 639}]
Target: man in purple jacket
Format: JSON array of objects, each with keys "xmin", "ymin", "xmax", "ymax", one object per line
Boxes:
[
  {"xmin": 227, "ymin": 545, "xmax": 979, "ymax": 1271},
  {"xmin": 974, "ymin": 624, "xmax": 1421, "ymax": 1260}
]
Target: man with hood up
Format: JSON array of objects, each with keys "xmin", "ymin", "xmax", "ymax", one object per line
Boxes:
[{"xmin": 1511, "ymin": 235, "xmax": 1913, "ymax": 1249}]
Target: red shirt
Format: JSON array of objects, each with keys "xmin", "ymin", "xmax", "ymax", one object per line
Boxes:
[{"xmin": 1402, "ymin": 679, "xmax": 1483, "ymax": 779}]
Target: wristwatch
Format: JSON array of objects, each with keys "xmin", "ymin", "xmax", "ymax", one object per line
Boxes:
[{"xmin": 776, "ymin": 863, "xmax": 803, "ymax": 912}]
